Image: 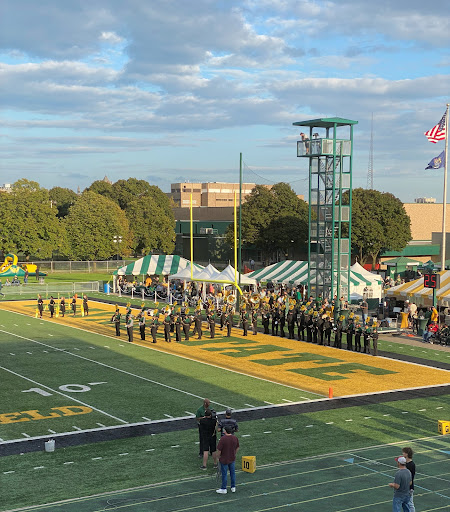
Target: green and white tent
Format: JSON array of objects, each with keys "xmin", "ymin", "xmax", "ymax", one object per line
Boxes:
[
  {"xmin": 114, "ymin": 255, "xmax": 201, "ymax": 277},
  {"xmin": 248, "ymin": 260, "xmax": 309, "ymax": 284}
]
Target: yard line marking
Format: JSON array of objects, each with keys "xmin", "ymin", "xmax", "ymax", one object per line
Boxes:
[
  {"xmin": 145, "ymin": 449, "xmax": 155, "ymax": 452},
  {"xmin": 171, "ymin": 445, "xmax": 180, "ymax": 448},
  {"xmin": 92, "ymin": 457, "xmax": 102, "ymax": 460},
  {"xmin": 285, "ymin": 428, "xmax": 293, "ymax": 431},
  {"xmin": 326, "ymin": 422, "xmax": 334, "ymax": 425},
  {"xmin": 119, "ymin": 453, "xmax": 129, "ymax": 456},
  {"xmin": 299, "ymin": 397, "xmax": 311, "ymax": 400},
  {"xmin": 364, "ymin": 417, "xmax": 372, "ymax": 420},
  {"xmin": 282, "ymin": 399, "xmax": 293, "ymax": 402},
  {"xmin": 104, "ymin": 346, "xmax": 110, "ymax": 348},
  {"xmin": 96, "ymin": 423, "xmax": 106, "ymax": 427},
  {"xmin": 73, "ymin": 426, "xmax": 82, "ymax": 431},
  {"xmin": 48, "ymin": 334, "xmax": 54, "ymax": 337},
  {"xmin": 242, "ymin": 434, "xmax": 251, "ymax": 437},
  {"xmin": 419, "ymin": 409, "xmax": 426, "ymax": 411},
  {"xmin": 264, "ymin": 401, "xmax": 273, "ymax": 405},
  {"xmin": 0, "ymin": 365, "xmax": 128, "ymax": 424},
  {"xmin": 0, "ymin": 329, "xmax": 232, "ymax": 409},
  {"xmin": 401, "ymin": 411, "xmax": 408, "ymax": 414},
  {"xmin": 26, "ymin": 323, "xmax": 31, "ymax": 325},
  {"xmin": 436, "ymin": 406, "xmax": 444, "ymax": 409},
  {"xmin": 263, "ymin": 431, "xmax": 272, "ymax": 434},
  {"xmin": 9, "ymin": 353, "xmax": 15, "ymax": 356},
  {"xmin": 142, "ymin": 417, "xmax": 151, "ymax": 421},
  {"xmin": 43, "ymin": 350, "xmax": 48, "ymax": 353},
  {"xmin": 73, "ymin": 348, "xmax": 80, "ymax": 351},
  {"xmin": 383, "ymin": 414, "xmax": 390, "ymax": 416},
  {"xmin": 64, "ymin": 461, "xmax": 74, "ymax": 465},
  {"xmin": 305, "ymin": 425, "xmax": 313, "ymax": 428},
  {"xmin": 22, "ymin": 433, "xmax": 31, "ymax": 438},
  {"xmin": 89, "ymin": 347, "xmax": 96, "ymax": 349},
  {"xmin": 14, "ymin": 324, "xmax": 18, "ymax": 326},
  {"xmin": 26, "ymin": 351, "xmax": 32, "ymax": 354},
  {"xmin": 244, "ymin": 403, "xmax": 255, "ymax": 407},
  {"xmin": 48, "ymin": 429, "xmax": 56, "ymax": 434},
  {"xmin": 88, "ymin": 382, "xmax": 107, "ymax": 386},
  {"xmin": 345, "ymin": 419, "xmax": 353, "ymax": 422},
  {"xmin": 184, "ymin": 411, "xmax": 194, "ymax": 416},
  {"xmin": 3, "ymin": 471, "xmax": 15, "ymax": 474},
  {"xmin": 164, "ymin": 414, "xmax": 173, "ymax": 418},
  {"xmin": 34, "ymin": 466, "xmax": 45, "ymax": 470}
]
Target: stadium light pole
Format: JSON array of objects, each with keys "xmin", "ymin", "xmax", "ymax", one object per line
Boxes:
[{"xmin": 113, "ymin": 235, "xmax": 122, "ymax": 263}]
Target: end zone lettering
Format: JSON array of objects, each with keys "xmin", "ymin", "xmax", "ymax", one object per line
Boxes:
[{"xmin": 0, "ymin": 406, "xmax": 93, "ymax": 424}]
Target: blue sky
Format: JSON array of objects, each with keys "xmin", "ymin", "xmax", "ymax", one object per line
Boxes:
[{"xmin": 1, "ymin": 0, "xmax": 449, "ymax": 202}]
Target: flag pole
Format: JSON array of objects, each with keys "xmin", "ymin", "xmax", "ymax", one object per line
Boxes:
[
  {"xmin": 190, "ymin": 193, "xmax": 193, "ymax": 280},
  {"xmin": 441, "ymin": 103, "xmax": 450, "ymax": 271}
]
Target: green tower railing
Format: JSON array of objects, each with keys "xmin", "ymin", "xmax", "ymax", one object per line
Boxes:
[{"xmin": 293, "ymin": 117, "xmax": 358, "ymax": 302}]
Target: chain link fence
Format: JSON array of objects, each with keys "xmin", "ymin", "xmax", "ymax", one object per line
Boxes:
[
  {"xmin": 0, "ymin": 281, "xmax": 100, "ymax": 299},
  {"xmin": 17, "ymin": 260, "xmax": 135, "ymax": 273}
]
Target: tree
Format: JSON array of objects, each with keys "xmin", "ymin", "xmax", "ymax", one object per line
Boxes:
[
  {"xmin": 345, "ymin": 188, "xmax": 412, "ymax": 267},
  {"xmin": 111, "ymin": 178, "xmax": 153, "ymax": 210},
  {"xmin": 226, "ymin": 183, "xmax": 309, "ymax": 260},
  {"xmin": 49, "ymin": 187, "xmax": 77, "ymax": 218},
  {"xmin": 85, "ymin": 180, "xmax": 115, "ymax": 202},
  {"xmin": 64, "ymin": 191, "xmax": 131, "ymax": 260},
  {"xmin": 0, "ymin": 180, "xmax": 66, "ymax": 258},
  {"xmin": 126, "ymin": 188, "xmax": 176, "ymax": 255}
]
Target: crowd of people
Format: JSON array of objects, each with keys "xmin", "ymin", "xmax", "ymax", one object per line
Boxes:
[{"xmin": 36, "ymin": 294, "xmax": 89, "ymax": 319}]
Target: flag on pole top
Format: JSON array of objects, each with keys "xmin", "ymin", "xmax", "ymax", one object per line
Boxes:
[
  {"xmin": 425, "ymin": 150, "xmax": 445, "ymax": 170},
  {"xmin": 424, "ymin": 112, "xmax": 446, "ymax": 143}
]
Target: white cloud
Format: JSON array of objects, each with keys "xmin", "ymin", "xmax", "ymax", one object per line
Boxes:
[{"xmin": 99, "ymin": 31, "xmax": 123, "ymax": 44}]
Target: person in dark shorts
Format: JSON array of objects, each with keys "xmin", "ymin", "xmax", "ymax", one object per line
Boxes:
[{"xmin": 199, "ymin": 409, "xmax": 218, "ymax": 470}]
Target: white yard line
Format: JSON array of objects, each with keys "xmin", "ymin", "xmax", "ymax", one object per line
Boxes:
[
  {"xmin": 0, "ymin": 328, "xmax": 231, "ymax": 408},
  {"xmin": 0, "ymin": 365, "xmax": 128, "ymax": 424}
]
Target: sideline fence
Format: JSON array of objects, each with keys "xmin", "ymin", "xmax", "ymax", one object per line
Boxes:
[
  {"xmin": 0, "ymin": 281, "xmax": 100, "ymax": 299},
  {"xmin": 17, "ymin": 260, "xmax": 135, "ymax": 273}
]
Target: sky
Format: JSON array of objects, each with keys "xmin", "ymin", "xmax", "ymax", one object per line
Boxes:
[{"xmin": 1, "ymin": 0, "xmax": 449, "ymax": 202}]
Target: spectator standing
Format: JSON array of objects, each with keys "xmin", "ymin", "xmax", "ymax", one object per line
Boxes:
[
  {"xmin": 35, "ymin": 265, "xmax": 39, "ymax": 281},
  {"xmin": 389, "ymin": 456, "xmax": 412, "ymax": 512},
  {"xmin": 196, "ymin": 398, "xmax": 210, "ymax": 457},
  {"xmin": 218, "ymin": 409, "xmax": 239, "ymax": 437},
  {"xmin": 216, "ymin": 425, "xmax": 240, "ymax": 495},
  {"xmin": 360, "ymin": 299, "xmax": 368, "ymax": 324},
  {"xmin": 402, "ymin": 447, "xmax": 416, "ymax": 512},
  {"xmin": 199, "ymin": 409, "xmax": 218, "ymax": 470}
]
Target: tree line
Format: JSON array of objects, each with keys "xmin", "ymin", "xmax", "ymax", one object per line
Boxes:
[
  {"xmin": 0, "ymin": 178, "xmax": 411, "ymax": 267},
  {"xmin": 0, "ymin": 178, "xmax": 176, "ymax": 260}
]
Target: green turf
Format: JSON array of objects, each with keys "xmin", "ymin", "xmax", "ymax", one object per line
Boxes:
[
  {"xmin": 2, "ymin": 395, "xmax": 450, "ymax": 511},
  {"xmin": 0, "ymin": 309, "xmax": 320, "ymax": 441},
  {"xmin": 378, "ymin": 335, "xmax": 450, "ymax": 364}
]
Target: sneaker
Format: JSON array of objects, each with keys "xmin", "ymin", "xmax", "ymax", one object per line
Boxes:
[
  {"xmin": 216, "ymin": 489, "xmax": 227, "ymax": 494},
  {"xmin": 231, "ymin": 487, "xmax": 236, "ymax": 493},
  {"xmin": 200, "ymin": 465, "xmax": 207, "ymax": 470}
]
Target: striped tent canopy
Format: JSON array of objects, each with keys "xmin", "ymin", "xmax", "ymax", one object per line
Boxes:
[
  {"xmin": 248, "ymin": 260, "xmax": 308, "ymax": 284},
  {"xmin": 113, "ymin": 255, "xmax": 202, "ymax": 276},
  {"xmin": 385, "ymin": 277, "xmax": 425, "ymax": 298},
  {"xmin": 248, "ymin": 260, "xmax": 373, "ymax": 288},
  {"xmin": 414, "ymin": 271, "xmax": 450, "ymax": 304}
]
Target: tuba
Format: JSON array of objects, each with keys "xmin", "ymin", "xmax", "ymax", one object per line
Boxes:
[
  {"xmin": 227, "ymin": 294, "xmax": 237, "ymax": 306},
  {"xmin": 250, "ymin": 292, "xmax": 261, "ymax": 305}
]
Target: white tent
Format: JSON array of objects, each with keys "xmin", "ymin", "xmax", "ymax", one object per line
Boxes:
[
  {"xmin": 349, "ymin": 262, "xmax": 383, "ymax": 299},
  {"xmin": 193, "ymin": 264, "xmax": 221, "ymax": 281},
  {"xmin": 168, "ymin": 264, "xmax": 205, "ymax": 281},
  {"xmin": 216, "ymin": 265, "xmax": 257, "ymax": 286}
]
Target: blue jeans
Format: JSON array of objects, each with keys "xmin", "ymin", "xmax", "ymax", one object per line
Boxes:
[
  {"xmin": 423, "ymin": 331, "xmax": 433, "ymax": 342},
  {"xmin": 220, "ymin": 461, "xmax": 236, "ymax": 489},
  {"xmin": 393, "ymin": 494, "xmax": 411, "ymax": 512}
]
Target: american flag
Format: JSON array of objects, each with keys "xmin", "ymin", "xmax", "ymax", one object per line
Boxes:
[{"xmin": 424, "ymin": 112, "xmax": 447, "ymax": 143}]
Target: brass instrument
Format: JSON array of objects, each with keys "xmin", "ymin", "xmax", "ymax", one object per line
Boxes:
[
  {"xmin": 250, "ymin": 293, "xmax": 261, "ymax": 305},
  {"xmin": 227, "ymin": 295, "xmax": 237, "ymax": 306}
]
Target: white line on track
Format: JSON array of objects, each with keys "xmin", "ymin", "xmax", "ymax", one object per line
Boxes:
[
  {"xmin": 0, "ymin": 328, "xmax": 232, "ymax": 409},
  {"xmin": 0, "ymin": 364, "xmax": 128, "ymax": 424}
]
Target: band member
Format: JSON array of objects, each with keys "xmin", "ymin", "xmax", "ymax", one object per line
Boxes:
[
  {"xmin": 354, "ymin": 319, "xmax": 362, "ymax": 352},
  {"xmin": 287, "ymin": 306, "xmax": 295, "ymax": 339},
  {"xmin": 298, "ymin": 307, "xmax": 306, "ymax": 341},
  {"xmin": 317, "ymin": 313, "xmax": 324, "ymax": 345},
  {"xmin": 334, "ymin": 316, "xmax": 343, "ymax": 349},
  {"xmin": 194, "ymin": 308, "xmax": 203, "ymax": 340},
  {"xmin": 164, "ymin": 311, "xmax": 172, "ymax": 342},
  {"xmin": 271, "ymin": 306, "xmax": 280, "ymax": 336},
  {"xmin": 82, "ymin": 295, "xmax": 89, "ymax": 316},
  {"xmin": 71, "ymin": 296, "xmax": 77, "ymax": 316},
  {"xmin": 138, "ymin": 309, "xmax": 146, "ymax": 340},
  {"xmin": 346, "ymin": 316, "xmax": 354, "ymax": 351},
  {"xmin": 241, "ymin": 307, "xmax": 249, "ymax": 336},
  {"xmin": 220, "ymin": 305, "xmax": 227, "ymax": 330},
  {"xmin": 37, "ymin": 294, "xmax": 44, "ymax": 318},
  {"xmin": 226, "ymin": 307, "xmax": 233, "ymax": 337},
  {"xmin": 311, "ymin": 312, "xmax": 318, "ymax": 343},
  {"xmin": 279, "ymin": 307, "xmax": 286, "ymax": 338},
  {"xmin": 251, "ymin": 308, "xmax": 258, "ymax": 335},
  {"xmin": 323, "ymin": 315, "xmax": 332, "ymax": 346},
  {"xmin": 49, "ymin": 296, "xmax": 55, "ymax": 318},
  {"xmin": 182, "ymin": 312, "xmax": 191, "ymax": 341},
  {"xmin": 175, "ymin": 311, "xmax": 182, "ymax": 342},
  {"xmin": 363, "ymin": 322, "xmax": 372, "ymax": 354},
  {"xmin": 372, "ymin": 323, "xmax": 379, "ymax": 356},
  {"xmin": 60, "ymin": 297, "xmax": 66, "ymax": 317},
  {"xmin": 126, "ymin": 313, "xmax": 134, "ymax": 342},
  {"xmin": 150, "ymin": 310, "xmax": 159, "ymax": 343},
  {"xmin": 262, "ymin": 307, "xmax": 270, "ymax": 334},
  {"xmin": 306, "ymin": 311, "xmax": 313, "ymax": 343},
  {"xmin": 111, "ymin": 307, "xmax": 121, "ymax": 336},
  {"xmin": 207, "ymin": 309, "xmax": 216, "ymax": 339}
]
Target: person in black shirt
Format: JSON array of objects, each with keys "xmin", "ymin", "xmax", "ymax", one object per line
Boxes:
[
  {"xmin": 323, "ymin": 315, "xmax": 332, "ymax": 346},
  {"xmin": 218, "ymin": 409, "xmax": 239, "ymax": 437},
  {"xmin": 402, "ymin": 447, "xmax": 416, "ymax": 512},
  {"xmin": 199, "ymin": 409, "xmax": 218, "ymax": 470},
  {"xmin": 49, "ymin": 296, "xmax": 55, "ymax": 318},
  {"xmin": 37, "ymin": 294, "xmax": 44, "ymax": 318},
  {"xmin": 60, "ymin": 297, "xmax": 66, "ymax": 317}
]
